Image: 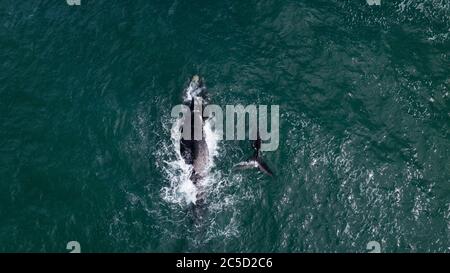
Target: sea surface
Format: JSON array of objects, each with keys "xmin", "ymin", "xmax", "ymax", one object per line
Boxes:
[{"xmin": 0, "ymin": 0, "xmax": 449, "ymax": 252}]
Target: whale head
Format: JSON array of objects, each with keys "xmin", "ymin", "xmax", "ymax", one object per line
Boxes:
[{"xmin": 184, "ymin": 75, "xmax": 205, "ymax": 102}]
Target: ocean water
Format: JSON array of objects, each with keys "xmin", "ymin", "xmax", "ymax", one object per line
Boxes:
[{"xmin": 0, "ymin": 0, "xmax": 449, "ymax": 252}]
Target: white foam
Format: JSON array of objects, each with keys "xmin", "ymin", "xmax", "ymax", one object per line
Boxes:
[
  {"xmin": 160, "ymin": 106, "xmax": 221, "ymax": 206},
  {"xmin": 183, "ymin": 81, "xmax": 204, "ymax": 103}
]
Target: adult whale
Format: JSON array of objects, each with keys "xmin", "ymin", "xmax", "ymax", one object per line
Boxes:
[{"xmin": 179, "ymin": 75, "xmax": 210, "ymax": 209}]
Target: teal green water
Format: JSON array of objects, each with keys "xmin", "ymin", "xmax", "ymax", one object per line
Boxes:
[{"xmin": 1, "ymin": 0, "xmax": 449, "ymax": 252}]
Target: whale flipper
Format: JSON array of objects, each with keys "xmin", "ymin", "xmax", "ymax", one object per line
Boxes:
[
  {"xmin": 233, "ymin": 158, "xmax": 274, "ymax": 176},
  {"xmin": 234, "ymin": 160, "xmax": 258, "ymax": 170},
  {"xmin": 255, "ymin": 157, "xmax": 273, "ymax": 176}
]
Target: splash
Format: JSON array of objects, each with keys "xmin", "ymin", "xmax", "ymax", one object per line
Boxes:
[{"xmin": 160, "ymin": 115, "xmax": 221, "ymax": 206}]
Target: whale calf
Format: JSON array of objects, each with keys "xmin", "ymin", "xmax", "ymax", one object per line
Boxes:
[{"xmin": 234, "ymin": 131, "xmax": 274, "ymax": 176}]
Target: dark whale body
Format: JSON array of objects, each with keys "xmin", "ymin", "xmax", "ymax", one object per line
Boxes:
[{"xmin": 180, "ymin": 76, "xmax": 209, "ymax": 218}]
